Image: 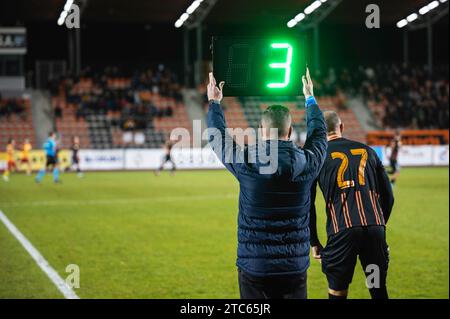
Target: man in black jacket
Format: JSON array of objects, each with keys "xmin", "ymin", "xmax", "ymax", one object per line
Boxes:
[
  {"xmin": 309, "ymin": 110, "xmax": 394, "ymax": 299},
  {"xmin": 207, "ymin": 69, "xmax": 327, "ymax": 299}
]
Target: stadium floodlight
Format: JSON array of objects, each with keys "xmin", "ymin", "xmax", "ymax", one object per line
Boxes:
[
  {"xmin": 180, "ymin": 13, "xmax": 190, "ymax": 22},
  {"xmin": 396, "ymin": 19, "xmax": 408, "ymax": 28},
  {"xmin": 295, "ymin": 13, "xmax": 306, "ymax": 22},
  {"xmin": 304, "ymin": 0, "xmax": 322, "ymax": 15},
  {"xmin": 174, "ymin": 19, "xmax": 184, "ymax": 28},
  {"xmin": 287, "ymin": 19, "xmax": 297, "ymax": 28},
  {"xmin": 64, "ymin": 0, "xmax": 74, "ymax": 12},
  {"xmin": 286, "ymin": 0, "xmax": 332, "ymax": 28},
  {"xmin": 406, "ymin": 13, "xmax": 419, "ymax": 22},
  {"xmin": 57, "ymin": 16, "xmax": 65, "ymax": 26},
  {"xmin": 187, "ymin": 1, "xmax": 202, "ymax": 14},
  {"xmin": 57, "ymin": 0, "xmax": 75, "ymax": 26},
  {"xmin": 419, "ymin": 5, "xmax": 430, "ymax": 15},
  {"xmin": 174, "ymin": 0, "xmax": 206, "ymax": 28},
  {"xmin": 396, "ymin": 0, "xmax": 447, "ymax": 28},
  {"xmin": 428, "ymin": 0, "xmax": 440, "ymax": 10}
]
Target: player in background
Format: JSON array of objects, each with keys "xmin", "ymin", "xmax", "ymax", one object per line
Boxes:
[
  {"xmin": 2, "ymin": 138, "xmax": 16, "ymax": 182},
  {"xmin": 71, "ymin": 136, "xmax": 83, "ymax": 177},
  {"xmin": 310, "ymin": 111, "xmax": 394, "ymax": 299},
  {"xmin": 155, "ymin": 140, "xmax": 176, "ymax": 175},
  {"xmin": 35, "ymin": 132, "xmax": 60, "ymax": 184},
  {"xmin": 21, "ymin": 138, "xmax": 32, "ymax": 175},
  {"xmin": 388, "ymin": 130, "xmax": 402, "ymax": 186}
]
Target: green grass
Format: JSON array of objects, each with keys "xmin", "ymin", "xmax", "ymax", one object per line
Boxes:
[{"xmin": 0, "ymin": 168, "xmax": 448, "ymax": 299}]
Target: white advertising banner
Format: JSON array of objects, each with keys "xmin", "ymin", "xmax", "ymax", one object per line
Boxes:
[
  {"xmin": 2, "ymin": 146, "xmax": 446, "ymax": 172},
  {"xmin": 432, "ymin": 145, "xmax": 449, "ymax": 166},
  {"xmin": 124, "ymin": 149, "xmax": 165, "ymax": 170},
  {"xmin": 379, "ymin": 145, "xmax": 448, "ymax": 167},
  {"xmin": 124, "ymin": 147, "xmax": 224, "ymax": 170},
  {"xmin": 79, "ymin": 149, "xmax": 125, "ymax": 171},
  {"xmin": 399, "ymin": 146, "xmax": 434, "ymax": 166},
  {"xmin": 171, "ymin": 147, "xmax": 224, "ymax": 170}
]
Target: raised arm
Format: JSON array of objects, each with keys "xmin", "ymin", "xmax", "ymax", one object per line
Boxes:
[
  {"xmin": 295, "ymin": 68, "xmax": 328, "ymax": 178},
  {"xmin": 206, "ymin": 73, "xmax": 243, "ymax": 177}
]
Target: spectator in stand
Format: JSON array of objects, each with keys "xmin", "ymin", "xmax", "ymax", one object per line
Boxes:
[{"xmin": 54, "ymin": 103, "xmax": 63, "ymax": 119}]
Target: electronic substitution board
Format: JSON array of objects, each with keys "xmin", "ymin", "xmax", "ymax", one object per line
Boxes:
[{"xmin": 212, "ymin": 36, "xmax": 304, "ymax": 96}]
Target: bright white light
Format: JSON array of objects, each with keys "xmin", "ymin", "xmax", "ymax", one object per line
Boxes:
[
  {"xmin": 320, "ymin": 0, "xmax": 328, "ymax": 2},
  {"xmin": 175, "ymin": 0, "xmax": 206, "ymax": 28},
  {"xmin": 295, "ymin": 13, "xmax": 306, "ymax": 22},
  {"xmin": 406, "ymin": 13, "xmax": 418, "ymax": 22},
  {"xmin": 440, "ymin": 0, "xmax": 448, "ymax": 3},
  {"xmin": 60, "ymin": 11, "xmax": 68, "ymax": 21},
  {"xmin": 174, "ymin": 19, "xmax": 183, "ymax": 28},
  {"xmin": 186, "ymin": 0, "xmax": 201, "ymax": 14},
  {"xmin": 419, "ymin": 5, "xmax": 430, "ymax": 14},
  {"xmin": 428, "ymin": 0, "xmax": 440, "ymax": 10},
  {"xmin": 64, "ymin": 0, "xmax": 74, "ymax": 11},
  {"xmin": 57, "ymin": 0, "xmax": 75, "ymax": 26},
  {"xmin": 287, "ymin": 19, "xmax": 297, "ymax": 28},
  {"xmin": 397, "ymin": 19, "xmax": 408, "ymax": 28},
  {"xmin": 180, "ymin": 13, "xmax": 189, "ymax": 22},
  {"xmin": 304, "ymin": 0, "xmax": 322, "ymax": 14}
]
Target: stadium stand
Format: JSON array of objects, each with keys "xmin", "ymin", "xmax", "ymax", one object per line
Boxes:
[
  {"xmin": 3, "ymin": 64, "xmax": 447, "ymax": 151},
  {"xmin": 221, "ymin": 95, "xmax": 366, "ymax": 144},
  {"xmin": 0, "ymin": 96, "xmax": 36, "ymax": 148},
  {"xmin": 50, "ymin": 66, "xmax": 190, "ymax": 149},
  {"xmin": 360, "ymin": 64, "xmax": 449, "ymax": 130}
]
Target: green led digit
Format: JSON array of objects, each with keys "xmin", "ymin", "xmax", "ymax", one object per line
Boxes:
[{"xmin": 267, "ymin": 43, "xmax": 293, "ymax": 89}]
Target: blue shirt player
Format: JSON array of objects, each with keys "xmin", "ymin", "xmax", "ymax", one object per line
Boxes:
[{"xmin": 35, "ymin": 132, "xmax": 60, "ymax": 183}]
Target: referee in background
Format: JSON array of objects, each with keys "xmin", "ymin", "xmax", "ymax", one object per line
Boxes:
[{"xmin": 310, "ymin": 111, "xmax": 394, "ymax": 299}]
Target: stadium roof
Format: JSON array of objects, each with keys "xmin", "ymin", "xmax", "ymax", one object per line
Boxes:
[{"xmin": 3, "ymin": 0, "xmax": 446, "ymax": 26}]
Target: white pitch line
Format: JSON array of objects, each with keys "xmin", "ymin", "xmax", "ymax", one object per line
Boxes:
[{"xmin": 0, "ymin": 209, "xmax": 80, "ymax": 299}]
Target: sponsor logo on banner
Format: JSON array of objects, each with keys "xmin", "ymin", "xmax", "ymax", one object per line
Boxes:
[
  {"xmin": 79, "ymin": 150, "xmax": 125, "ymax": 170},
  {"xmin": 433, "ymin": 145, "xmax": 449, "ymax": 166}
]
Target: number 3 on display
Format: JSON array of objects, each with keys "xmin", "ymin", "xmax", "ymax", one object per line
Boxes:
[{"xmin": 267, "ymin": 43, "xmax": 293, "ymax": 89}]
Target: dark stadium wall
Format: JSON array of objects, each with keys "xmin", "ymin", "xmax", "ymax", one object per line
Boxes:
[
  {"xmin": 21, "ymin": 19, "xmax": 449, "ymax": 81},
  {"xmin": 23, "ymin": 22, "xmax": 184, "ymax": 75}
]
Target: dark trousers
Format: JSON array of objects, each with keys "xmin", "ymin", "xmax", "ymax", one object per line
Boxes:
[{"xmin": 238, "ymin": 269, "xmax": 307, "ymax": 299}]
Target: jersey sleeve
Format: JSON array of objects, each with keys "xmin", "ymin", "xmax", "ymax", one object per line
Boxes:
[
  {"xmin": 207, "ymin": 101, "xmax": 244, "ymax": 178},
  {"xmin": 373, "ymin": 150, "xmax": 395, "ymax": 223}
]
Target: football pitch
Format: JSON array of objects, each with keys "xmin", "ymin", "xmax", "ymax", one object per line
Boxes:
[{"xmin": 0, "ymin": 168, "xmax": 448, "ymax": 299}]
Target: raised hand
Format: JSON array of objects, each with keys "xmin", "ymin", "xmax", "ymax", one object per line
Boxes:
[
  {"xmin": 207, "ymin": 72, "xmax": 225, "ymax": 103},
  {"xmin": 302, "ymin": 67, "xmax": 314, "ymax": 98}
]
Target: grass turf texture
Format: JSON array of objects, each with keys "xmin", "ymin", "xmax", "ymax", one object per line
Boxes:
[{"xmin": 0, "ymin": 168, "xmax": 448, "ymax": 299}]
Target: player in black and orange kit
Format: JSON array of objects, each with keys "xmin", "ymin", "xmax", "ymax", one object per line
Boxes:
[
  {"xmin": 310, "ymin": 111, "xmax": 394, "ymax": 299},
  {"xmin": 155, "ymin": 140, "xmax": 176, "ymax": 175},
  {"xmin": 71, "ymin": 136, "xmax": 83, "ymax": 177},
  {"xmin": 389, "ymin": 130, "xmax": 402, "ymax": 185}
]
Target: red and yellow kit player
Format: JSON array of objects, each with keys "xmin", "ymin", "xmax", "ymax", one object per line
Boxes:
[
  {"xmin": 3, "ymin": 138, "xmax": 16, "ymax": 182},
  {"xmin": 21, "ymin": 138, "xmax": 32, "ymax": 175}
]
